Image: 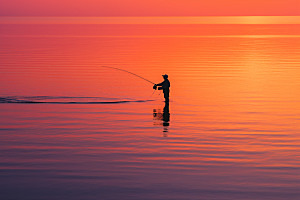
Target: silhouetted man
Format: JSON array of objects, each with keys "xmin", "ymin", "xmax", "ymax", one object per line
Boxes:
[{"xmin": 153, "ymin": 74, "xmax": 170, "ymax": 102}]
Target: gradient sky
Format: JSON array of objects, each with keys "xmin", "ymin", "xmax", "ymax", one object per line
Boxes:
[{"xmin": 0, "ymin": 0, "xmax": 299, "ymax": 17}]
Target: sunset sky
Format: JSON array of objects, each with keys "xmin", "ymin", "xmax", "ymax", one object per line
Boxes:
[{"xmin": 0, "ymin": 0, "xmax": 299, "ymax": 17}]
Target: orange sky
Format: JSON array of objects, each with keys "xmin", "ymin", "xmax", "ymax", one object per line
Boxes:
[{"xmin": 0, "ymin": 0, "xmax": 299, "ymax": 17}]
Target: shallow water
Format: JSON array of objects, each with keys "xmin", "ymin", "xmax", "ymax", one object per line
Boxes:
[{"xmin": 0, "ymin": 24, "xmax": 300, "ymax": 200}]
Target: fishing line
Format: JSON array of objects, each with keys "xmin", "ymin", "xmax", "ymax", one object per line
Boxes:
[
  {"xmin": 149, "ymin": 89, "xmax": 156, "ymax": 99},
  {"xmin": 155, "ymin": 91, "xmax": 162, "ymax": 100},
  {"xmin": 101, "ymin": 66, "xmax": 155, "ymax": 85}
]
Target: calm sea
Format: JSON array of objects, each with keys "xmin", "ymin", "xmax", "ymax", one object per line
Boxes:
[{"xmin": 0, "ymin": 23, "xmax": 300, "ymax": 200}]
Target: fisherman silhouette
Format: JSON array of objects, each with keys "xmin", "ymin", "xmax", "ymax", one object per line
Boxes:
[{"xmin": 153, "ymin": 74, "xmax": 170, "ymax": 102}]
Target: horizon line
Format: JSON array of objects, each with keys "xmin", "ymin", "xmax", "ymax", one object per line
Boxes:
[{"xmin": 1, "ymin": 16, "xmax": 300, "ymax": 24}]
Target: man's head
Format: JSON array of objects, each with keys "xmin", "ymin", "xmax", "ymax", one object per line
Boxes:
[{"xmin": 162, "ymin": 74, "xmax": 168, "ymax": 79}]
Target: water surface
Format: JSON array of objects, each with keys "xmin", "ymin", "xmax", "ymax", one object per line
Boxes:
[{"xmin": 0, "ymin": 23, "xmax": 300, "ymax": 200}]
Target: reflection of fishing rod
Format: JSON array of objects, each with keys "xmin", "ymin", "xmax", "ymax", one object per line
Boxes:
[{"xmin": 101, "ymin": 66, "xmax": 155, "ymax": 85}]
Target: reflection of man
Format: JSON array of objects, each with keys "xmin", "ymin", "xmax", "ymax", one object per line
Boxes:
[
  {"xmin": 153, "ymin": 74, "xmax": 170, "ymax": 102},
  {"xmin": 153, "ymin": 101, "xmax": 170, "ymax": 135},
  {"xmin": 162, "ymin": 102, "xmax": 170, "ymax": 127}
]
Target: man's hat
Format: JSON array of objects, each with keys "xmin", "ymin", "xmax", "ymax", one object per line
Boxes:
[{"xmin": 162, "ymin": 74, "xmax": 168, "ymax": 78}]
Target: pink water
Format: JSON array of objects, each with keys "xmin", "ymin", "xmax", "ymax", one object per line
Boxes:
[{"xmin": 0, "ymin": 24, "xmax": 300, "ymax": 200}]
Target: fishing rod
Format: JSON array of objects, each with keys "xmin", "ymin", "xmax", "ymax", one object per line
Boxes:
[
  {"xmin": 101, "ymin": 66, "xmax": 161, "ymax": 100},
  {"xmin": 101, "ymin": 66, "xmax": 155, "ymax": 85}
]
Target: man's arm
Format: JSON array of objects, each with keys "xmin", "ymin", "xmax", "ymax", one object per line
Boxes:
[{"xmin": 156, "ymin": 81, "xmax": 165, "ymax": 86}]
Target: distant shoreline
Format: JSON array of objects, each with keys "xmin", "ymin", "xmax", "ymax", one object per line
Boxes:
[{"xmin": 1, "ymin": 16, "xmax": 300, "ymax": 24}]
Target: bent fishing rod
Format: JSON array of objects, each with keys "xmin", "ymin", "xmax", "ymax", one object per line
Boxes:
[
  {"xmin": 101, "ymin": 66, "xmax": 161, "ymax": 99},
  {"xmin": 101, "ymin": 66, "xmax": 155, "ymax": 85}
]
